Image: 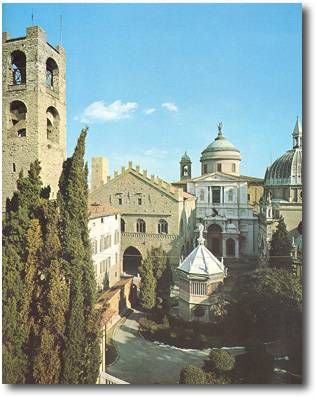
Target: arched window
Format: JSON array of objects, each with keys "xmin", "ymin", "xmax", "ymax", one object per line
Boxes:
[
  {"xmin": 10, "ymin": 100, "xmax": 27, "ymax": 137},
  {"xmin": 226, "ymin": 238, "xmax": 235, "ymax": 257},
  {"xmin": 121, "ymin": 218, "xmax": 125, "ymax": 232},
  {"xmin": 158, "ymin": 219, "xmax": 168, "ymax": 234},
  {"xmin": 46, "ymin": 106, "xmax": 60, "ymax": 143},
  {"xmin": 136, "ymin": 219, "xmax": 146, "ymax": 233},
  {"xmin": 46, "ymin": 57, "xmax": 59, "ymax": 89},
  {"xmin": 11, "ymin": 50, "xmax": 26, "ymax": 85}
]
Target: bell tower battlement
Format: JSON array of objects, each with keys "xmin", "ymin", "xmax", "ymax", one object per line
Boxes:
[{"xmin": 2, "ymin": 25, "xmax": 66, "ymax": 206}]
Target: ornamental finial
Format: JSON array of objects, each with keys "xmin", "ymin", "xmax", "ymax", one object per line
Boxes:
[
  {"xmin": 217, "ymin": 122, "xmax": 223, "ymax": 135},
  {"xmin": 197, "ymin": 223, "xmax": 205, "ymax": 245}
]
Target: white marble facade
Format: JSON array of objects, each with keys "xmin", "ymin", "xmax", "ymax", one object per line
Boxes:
[{"xmin": 187, "ymin": 173, "xmax": 259, "ymax": 258}]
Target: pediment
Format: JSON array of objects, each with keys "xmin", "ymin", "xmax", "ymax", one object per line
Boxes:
[{"xmin": 190, "ymin": 172, "xmax": 240, "ymax": 183}]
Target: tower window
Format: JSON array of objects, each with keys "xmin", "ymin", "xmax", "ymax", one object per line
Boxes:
[
  {"xmin": 118, "ymin": 197, "xmax": 122, "ymax": 205},
  {"xmin": 17, "ymin": 129, "xmax": 26, "ymax": 137},
  {"xmin": 46, "ymin": 58, "xmax": 59, "ymax": 89},
  {"xmin": 203, "ymin": 164, "xmax": 208, "ymax": 174},
  {"xmin": 11, "ymin": 50, "xmax": 26, "ymax": 85},
  {"xmin": 46, "ymin": 106, "xmax": 60, "ymax": 143},
  {"xmin": 232, "ymin": 163, "xmax": 236, "ymax": 172},
  {"xmin": 12, "ymin": 163, "xmax": 16, "ymax": 172},
  {"xmin": 138, "ymin": 197, "xmax": 142, "ymax": 205},
  {"xmin": 121, "ymin": 218, "xmax": 125, "ymax": 232},
  {"xmin": 10, "ymin": 101, "xmax": 27, "ymax": 138},
  {"xmin": 183, "ymin": 165, "xmax": 189, "ymax": 177},
  {"xmin": 217, "ymin": 163, "xmax": 222, "ymax": 172}
]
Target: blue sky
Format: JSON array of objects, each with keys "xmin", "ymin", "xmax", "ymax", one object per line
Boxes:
[{"xmin": 3, "ymin": 3, "xmax": 302, "ymax": 181}]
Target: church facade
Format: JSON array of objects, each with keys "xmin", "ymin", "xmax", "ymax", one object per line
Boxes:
[
  {"xmin": 175, "ymin": 123, "xmax": 262, "ymax": 260},
  {"xmin": 89, "ymin": 160, "xmax": 196, "ymax": 273}
]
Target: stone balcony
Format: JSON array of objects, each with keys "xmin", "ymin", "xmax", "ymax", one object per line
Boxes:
[{"xmin": 121, "ymin": 231, "xmax": 178, "ymax": 241}]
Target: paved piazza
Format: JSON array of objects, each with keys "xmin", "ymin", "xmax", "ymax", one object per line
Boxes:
[{"xmin": 107, "ymin": 310, "xmax": 245, "ymax": 384}]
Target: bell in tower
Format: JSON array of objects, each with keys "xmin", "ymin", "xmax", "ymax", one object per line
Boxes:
[{"xmin": 180, "ymin": 152, "xmax": 192, "ymax": 180}]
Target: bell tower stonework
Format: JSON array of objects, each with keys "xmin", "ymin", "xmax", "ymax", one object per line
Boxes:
[{"xmin": 2, "ymin": 26, "xmax": 66, "ymax": 206}]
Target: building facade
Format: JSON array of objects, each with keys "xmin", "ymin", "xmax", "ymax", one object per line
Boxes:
[
  {"xmin": 258, "ymin": 118, "xmax": 303, "ymax": 262},
  {"xmin": 88, "ymin": 203, "xmax": 121, "ymax": 289},
  {"xmin": 2, "ymin": 26, "xmax": 66, "ymax": 206},
  {"xmin": 89, "ymin": 160, "xmax": 196, "ymax": 274}
]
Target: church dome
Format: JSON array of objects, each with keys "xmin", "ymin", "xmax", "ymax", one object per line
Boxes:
[
  {"xmin": 202, "ymin": 135, "xmax": 240, "ymax": 155},
  {"xmin": 264, "ymin": 118, "xmax": 302, "ymax": 187},
  {"xmin": 201, "ymin": 123, "xmax": 240, "ymax": 161},
  {"xmin": 202, "ymin": 123, "xmax": 239, "ymax": 154}
]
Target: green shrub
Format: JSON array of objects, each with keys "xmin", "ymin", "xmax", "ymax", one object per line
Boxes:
[
  {"xmin": 179, "ymin": 365, "xmax": 207, "ymax": 384},
  {"xmin": 205, "ymin": 371, "xmax": 231, "ymax": 384},
  {"xmin": 203, "ymin": 349, "xmax": 235, "ymax": 374}
]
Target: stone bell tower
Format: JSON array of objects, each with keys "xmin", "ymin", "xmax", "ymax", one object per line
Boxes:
[
  {"xmin": 2, "ymin": 26, "xmax": 66, "ymax": 207},
  {"xmin": 180, "ymin": 152, "xmax": 192, "ymax": 180}
]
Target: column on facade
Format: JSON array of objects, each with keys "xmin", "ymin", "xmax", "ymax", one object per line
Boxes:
[
  {"xmin": 222, "ymin": 237, "xmax": 226, "ymax": 257},
  {"xmin": 235, "ymin": 238, "xmax": 239, "ymax": 258}
]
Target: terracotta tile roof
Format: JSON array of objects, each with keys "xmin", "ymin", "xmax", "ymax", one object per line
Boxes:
[{"xmin": 88, "ymin": 202, "xmax": 121, "ymax": 219}]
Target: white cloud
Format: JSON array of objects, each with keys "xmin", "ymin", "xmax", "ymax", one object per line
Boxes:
[
  {"xmin": 161, "ymin": 102, "xmax": 178, "ymax": 112},
  {"xmin": 144, "ymin": 108, "xmax": 156, "ymax": 115},
  {"xmin": 144, "ymin": 148, "xmax": 168, "ymax": 158},
  {"xmin": 80, "ymin": 100, "xmax": 138, "ymax": 123}
]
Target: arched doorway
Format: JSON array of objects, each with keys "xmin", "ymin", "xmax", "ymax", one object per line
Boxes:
[
  {"xmin": 123, "ymin": 246, "xmax": 142, "ymax": 276},
  {"xmin": 226, "ymin": 238, "xmax": 236, "ymax": 257},
  {"xmin": 207, "ymin": 224, "xmax": 222, "ymax": 257}
]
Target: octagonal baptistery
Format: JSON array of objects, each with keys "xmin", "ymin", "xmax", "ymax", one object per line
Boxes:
[
  {"xmin": 200, "ymin": 123, "xmax": 241, "ymax": 176},
  {"xmin": 177, "ymin": 224, "xmax": 227, "ymax": 322}
]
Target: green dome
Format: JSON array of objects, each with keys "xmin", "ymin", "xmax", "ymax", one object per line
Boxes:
[{"xmin": 202, "ymin": 133, "xmax": 240, "ymax": 154}]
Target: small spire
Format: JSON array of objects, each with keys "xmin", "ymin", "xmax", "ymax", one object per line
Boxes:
[
  {"xmin": 292, "ymin": 117, "xmax": 302, "ymax": 149},
  {"xmin": 293, "ymin": 116, "xmax": 302, "ymax": 136}
]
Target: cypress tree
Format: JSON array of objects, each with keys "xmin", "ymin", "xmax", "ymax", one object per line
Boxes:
[
  {"xmin": 139, "ymin": 256, "xmax": 157, "ymax": 310},
  {"xmin": 3, "ymin": 161, "xmax": 71, "ymax": 384},
  {"xmin": 2, "ymin": 161, "xmax": 44, "ymax": 383},
  {"xmin": 32, "ymin": 202, "xmax": 69, "ymax": 384},
  {"xmin": 269, "ymin": 216, "xmax": 292, "ymax": 267},
  {"xmin": 58, "ymin": 128, "xmax": 100, "ymax": 384},
  {"xmin": 140, "ymin": 246, "xmax": 172, "ymax": 307}
]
